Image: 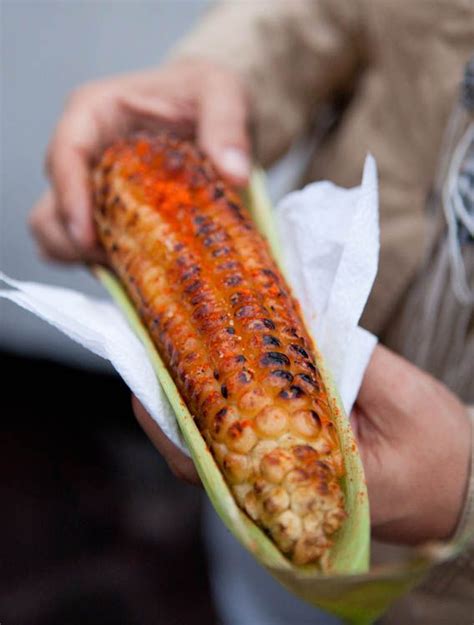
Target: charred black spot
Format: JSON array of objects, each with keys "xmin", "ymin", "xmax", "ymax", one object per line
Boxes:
[
  {"xmin": 279, "ymin": 385, "xmax": 305, "ymax": 400},
  {"xmin": 238, "ymin": 369, "xmax": 253, "ymax": 384},
  {"xmin": 197, "ymin": 222, "xmax": 216, "ymax": 236},
  {"xmin": 290, "ymin": 344, "xmax": 309, "ymax": 358},
  {"xmin": 225, "ymin": 275, "xmax": 242, "ymax": 287},
  {"xmin": 262, "ymin": 318, "xmax": 275, "ymax": 330},
  {"xmin": 226, "ymin": 326, "xmax": 236, "ymax": 335},
  {"xmin": 235, "ymin": 355, "xmax": 246, "ymax": 363},
  {"xmin": 214, "ymin": 407, "xmax": 228, "ymax": 433},
  {"xmin": 166, "ymin": 150, "xmax": 184, "ymax": 171},
  {"xmin": 271, "ymin": 369, "xmax": 293, "ymax": 382},
  {"xmin": 212, "ymin": 246, "xmax": 231, "ymax": 257},
  {"xmin": 261, "ymin": 352, "xmax": 290, "ymax": 367},
  {"xmin": 262, "ymin": 268, "xmax": 278, "ymax": 280},
  {"xmin": 221, "ymin": 385, "xmax": 228, "ymax": 399},
  {"xmin": 305, "ymin": 361, "xmax": 317, "ymax": 373},
  {"xmin": 205, "ymin": 231, "xmax": 227, "ymax": 247},
  {"xmin": 213, "ymin": 370, "xmax": 220, "ymax": 380},
  {"xmin": 193, "ymin": 215, "xmax": 206, "ymax": 225},
  {"xmin": 213, "ymin": 186, "xmax": 225, "ymax": 200},
  {"xmin": 247, "ymin": 320, "xmax": 265, "ymax": 331},
  {"xmin": 316, "ymin": 460, "xmax": 330, "ymax": 473},
  {"xmin": 190, "ymin": 293, "xmax": 205, "ymax": 306},
  {"xmin": 296, "ymin": 373, "xmax": 318, "ymax": 387},
  {"xmin": 263, "ymin": 335, "xmax": 281, "ymax": 347},
  {"xmin": 284, "ymin": 327, "xmax": 298, "ymax": 337},
  {"xmin": 293, "ymin": 444, "xmax": 317, "ymax": 459},
  {"xmin": 181, "ymin": 266, "xmax": 200, "ymax": 281},
  {"xmin": 111, "ymin": 243, "xmax": 119, "ymax": 252},
  {"xmin": 228, "ymin": 200, "xmax": 245, "ymax": 220},
  {"xmin": 184, "ymin": 280, "xmax": 202, "ymax": 294},
  {"xmin": 218, "ymin": 260, "xmax": 238, "ymax": 271},
  {"xmin": 230, "ymin": 292, "xmax": 243, "ymax": 306},
  {"xmin": 193, "ymin": 304, "xmax": 210, "ymax": 320},
  {"xmin": 235, "ymin": 305, "xmax": 258, "ymax": 319},
  {"xmin": 310, "ymin": 411, "xmax": 322, "ymax": 427}
]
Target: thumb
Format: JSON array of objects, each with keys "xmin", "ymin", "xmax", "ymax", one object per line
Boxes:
[{"xmin": 197, "ymin": 69, "xmax": 251, "ymax": 186}]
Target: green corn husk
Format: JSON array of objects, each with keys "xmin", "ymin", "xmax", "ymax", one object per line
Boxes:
[{"xmin": 93, "ymin": 168, "xmax": 462, "ymax": 625}]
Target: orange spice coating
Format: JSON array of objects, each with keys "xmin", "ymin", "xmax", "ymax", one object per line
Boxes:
[{"xmin": 93, "ymin": 133, "xmax": 346, "ymax": 565}]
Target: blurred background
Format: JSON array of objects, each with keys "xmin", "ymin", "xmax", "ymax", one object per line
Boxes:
[
  {"xmin": 1, "ymin": 2, "xmax": 217, "ymax": 624},
  {"xmin": 1, "ymin": 2, "xmax": 304, "ymax": 623}
]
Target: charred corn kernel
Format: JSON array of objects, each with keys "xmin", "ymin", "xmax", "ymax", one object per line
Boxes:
[
  {"xmin": 291, "ymin": 409, "xmax": 322, "ymax": 439},
  {"xmin": 260, "ymin": 448, "xmax": 295, "ymax": 484},
  {"xmin": 255, "ymin": 406, "xmax": 288, "ymax": 437},
  {"xmin": 93, "ymin": 132, "xmax": 346, "ymax": 566}
]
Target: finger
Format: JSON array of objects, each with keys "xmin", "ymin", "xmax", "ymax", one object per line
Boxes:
[
  {"xmin": 45, "ymin": 103, "xmax": 103, "ymax": 252},
  {"xmin": 197, "ymin": 71, "xmax": 250, "ymax": 185},
  {"xmin": 29, "ymin": 189, "xmax": 108, "ymax": 264},
  {"xmin": 46, "ymin": 137, "xmax": 95, "ymax": 251},
  {"xmin": 29, "ymin": 190, "xmax": 83, "ymax": 262},
  {"xmin": 131, "ymin": 396, "xmax": 200, "ymax": 485}
]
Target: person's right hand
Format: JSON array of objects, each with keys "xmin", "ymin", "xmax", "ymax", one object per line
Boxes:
[{"xmin": 29, "ymin": 58, "xmax": 250, "ymax": 263}]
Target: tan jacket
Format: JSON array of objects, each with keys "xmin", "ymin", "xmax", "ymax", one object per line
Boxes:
[{"xmin": 175, "ymin": 1, "xmax": 474, "ymax": 622}]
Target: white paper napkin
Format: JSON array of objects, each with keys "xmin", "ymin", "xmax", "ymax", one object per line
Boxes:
[
  {"xmin": 276, "ymin": 155, "xmax": 379, "ymax": 411},
  {"xmin": 0, "ymin": 156, "xmax": 378, "ymax": 454}
]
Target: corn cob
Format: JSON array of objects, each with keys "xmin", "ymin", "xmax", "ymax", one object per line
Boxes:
[{"xmin": 93, "ymin": 133, "xmax": 346, "ymax": 566}]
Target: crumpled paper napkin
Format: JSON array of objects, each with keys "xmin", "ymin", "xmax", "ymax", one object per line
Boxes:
[{"xmin": 0, "ymin": 156, "xmax": 378, "ymax": 454}]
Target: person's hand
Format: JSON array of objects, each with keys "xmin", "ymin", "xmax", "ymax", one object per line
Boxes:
[
  {"xmin": 132, "ymin": 344, "xmax": 472, "ymax": 544},
  {"xmin": 132, "ymin": 395, "xmax": 200, "ymax": 485},
  {"xmin": 351, "ymin": 344, "xmax": 471, "ymax": 544},
  {"xmin": 29, "ymin": 58, "xmax": 250, "ymax": 263}
]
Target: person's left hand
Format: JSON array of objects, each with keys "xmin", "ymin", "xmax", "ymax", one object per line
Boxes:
[{"xmin": 132, "ymin": 344, "xmax": 472, "ymax": 544}]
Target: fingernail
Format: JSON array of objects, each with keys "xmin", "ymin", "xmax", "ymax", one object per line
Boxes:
[{"xmin": 220, "ymin": 147, "xmax": 250, "ymax": 180}]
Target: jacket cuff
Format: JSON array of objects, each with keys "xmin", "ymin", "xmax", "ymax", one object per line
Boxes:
[{"xmin": 450, "ymin": 406, "xmax": 474, "ymax": 547}]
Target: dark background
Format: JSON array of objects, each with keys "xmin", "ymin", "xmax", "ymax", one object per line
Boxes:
[{"xmin": 0, "ymin": 351, "xmax": 218, "ymax": 625}]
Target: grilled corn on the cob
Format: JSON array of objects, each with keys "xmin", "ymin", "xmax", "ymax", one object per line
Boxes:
[{"xmin": 93, "ymin": 133, "xmax": 346, "ymax": 566}]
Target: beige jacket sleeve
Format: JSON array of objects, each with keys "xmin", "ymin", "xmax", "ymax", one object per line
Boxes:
[{"xmin": 173, "ymin": 0, "xmax": 362, "ymax": 166}]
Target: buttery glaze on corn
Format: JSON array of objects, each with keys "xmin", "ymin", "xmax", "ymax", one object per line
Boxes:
[{"xmin": 93, "ymin": 133, "xmax": 346, "ymax": 565}]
